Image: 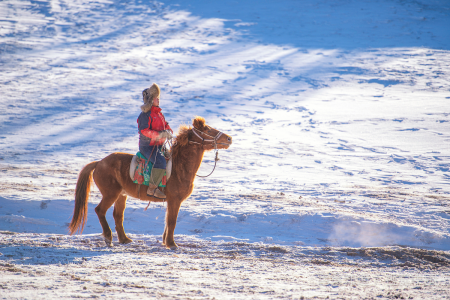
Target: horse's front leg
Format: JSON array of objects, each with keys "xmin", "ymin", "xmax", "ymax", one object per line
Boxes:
[
  {"xmin": 113, "ymin": 194, "xmax": 133, "ymax": 244},
  {"xmin": 162, "ymin": 199, "xmax": 181, "ymax": 250}
]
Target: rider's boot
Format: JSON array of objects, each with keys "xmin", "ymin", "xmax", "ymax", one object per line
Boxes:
[
  {"xmin": 146, "ymin": 168, "xmax": 167, "ymax": 199},
  {"xmin": 146, "ymin": 184, "xmax": 166, "ymax": 199}
]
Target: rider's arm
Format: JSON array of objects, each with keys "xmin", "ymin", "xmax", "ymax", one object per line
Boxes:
[{"xmin": 138, "ymin": 113, "xmax": 159, "ymax": 139}]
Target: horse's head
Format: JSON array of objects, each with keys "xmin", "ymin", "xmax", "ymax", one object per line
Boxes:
[{"xmin": 191, "ymin": 116, "xmax": 232, "ymax": 150}]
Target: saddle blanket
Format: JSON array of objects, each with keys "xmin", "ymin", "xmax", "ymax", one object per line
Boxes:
[{"xmin": 129, "ymin": 152, "xmax": 172, "ymax": 187}]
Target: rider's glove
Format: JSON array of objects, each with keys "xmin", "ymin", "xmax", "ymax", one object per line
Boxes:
[{"xmin": 158, "ymin": 130, "xmax": 173, "ymax": 140}]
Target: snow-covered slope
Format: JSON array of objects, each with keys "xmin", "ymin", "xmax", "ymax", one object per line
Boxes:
[{"xmin": 1, "ymin": 0, "xmax": 449, "ymax": 298}]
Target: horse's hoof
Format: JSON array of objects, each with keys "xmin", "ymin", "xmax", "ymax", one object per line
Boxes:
[
  {"xmin": 119, "ymin": 238, "xmax": 133, "ymax": 244},
  {"xmin": 167, "ymin": 245, "xmax": 178, "ymax": 250},
  {"xmin": 103, "ymin": 236, "xmax": 113, "ymax": 247}
]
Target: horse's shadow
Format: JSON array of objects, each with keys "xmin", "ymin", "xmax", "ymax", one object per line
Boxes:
[
  {"xmin": 0, "ymin": 232, "xmax": 169, "ymax": 266},
  {"xmin": 0, "ymin": 243, "xmax": 101, "ymax": 266}
]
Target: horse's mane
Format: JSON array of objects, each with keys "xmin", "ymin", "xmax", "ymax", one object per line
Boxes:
[{"xmin": 171, "ymin": 116, "xmax": 206, "ymax": 159}]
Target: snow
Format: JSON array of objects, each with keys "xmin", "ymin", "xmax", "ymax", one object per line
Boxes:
[{"xmin": 1, "ymin": 0, "xmax": 450, "ymax": 298}]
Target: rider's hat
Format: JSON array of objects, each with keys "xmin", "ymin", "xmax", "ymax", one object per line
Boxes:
[{"xmin": 142, "ymin": 83, "xmax": 160, "ymax": 104}]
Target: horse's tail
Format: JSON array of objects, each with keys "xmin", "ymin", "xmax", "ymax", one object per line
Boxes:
[{"xmin": 69, "ymin": 161, "xmax": 98, "ymax": 235}]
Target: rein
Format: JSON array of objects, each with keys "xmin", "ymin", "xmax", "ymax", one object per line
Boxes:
[
  {"xmin": 196, "ymin": 151, "xmax": 220, "ymax": 178},
  {"xmin": 189, "ymin": 127, "xmax": 222, "ymax": 178}
]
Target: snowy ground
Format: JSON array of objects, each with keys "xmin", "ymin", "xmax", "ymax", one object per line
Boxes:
[{"xmin": 1, "ymin": 0, "xmax": 450, "ymax": 298}]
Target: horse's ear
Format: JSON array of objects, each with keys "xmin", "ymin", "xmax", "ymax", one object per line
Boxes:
[{"xmin": 193, "ymin": 116, "xmax": 206, "ymax": 130}]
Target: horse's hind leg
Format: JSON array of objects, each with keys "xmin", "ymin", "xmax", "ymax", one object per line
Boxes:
[
  {"xmin": 95, "ymin": 192, "xmax": 120, "ymax": 247},
  {"xmin": 113, "ymin": 194, "xmax": 132, "ymax": 244}
]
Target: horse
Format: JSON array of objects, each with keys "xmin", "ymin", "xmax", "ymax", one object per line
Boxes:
[{"xmin": 68, "ymin": 116, "xmax": 232, "ymax": 250}]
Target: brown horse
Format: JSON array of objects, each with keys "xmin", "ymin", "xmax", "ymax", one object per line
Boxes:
[{"xmin": 68, "ymin": 116, "xmax": 232, "ymax": 249}]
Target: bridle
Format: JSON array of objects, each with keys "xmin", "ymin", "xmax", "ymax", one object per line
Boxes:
[
  {"xmin": 189, "ymin": 126, "xmax": 226, "ymax": 177},
  {"xmin": 189, "ymin": 126, "xmax": 225, "ymax": 149}
]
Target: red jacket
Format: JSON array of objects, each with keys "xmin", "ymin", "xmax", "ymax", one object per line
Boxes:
[{"xmin": 138, "ymin": 106, "xmax": 173, "ymax": 146}]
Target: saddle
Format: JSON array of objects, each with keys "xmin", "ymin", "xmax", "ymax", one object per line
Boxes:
[{"xmin": 129, "ymin": 153, "xmax": 172, "ymax": 186}]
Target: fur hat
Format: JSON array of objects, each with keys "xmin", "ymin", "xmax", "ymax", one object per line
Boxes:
[{"xmin": 141, "ymin": 83, "xmax": 160, "ymax": 112}]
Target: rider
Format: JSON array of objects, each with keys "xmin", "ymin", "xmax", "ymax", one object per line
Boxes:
[{"xmin": 138, "ymin": 83, "xmax": 173, "ymax": 199}]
